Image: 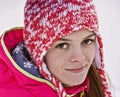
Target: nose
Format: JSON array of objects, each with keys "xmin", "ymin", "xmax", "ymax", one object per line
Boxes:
[{"xmin": 70, "ymin": 48, "xmax": 85, "ymax": 62}]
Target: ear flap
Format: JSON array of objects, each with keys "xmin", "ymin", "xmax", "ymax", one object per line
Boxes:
[{"xmin": 94, "ymin": 35, "xmax": 104, "ymax": 69}]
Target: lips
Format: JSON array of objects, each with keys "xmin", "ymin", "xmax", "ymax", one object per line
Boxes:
[{"xmin": 66, "ymin": 66, "xmax": 85, "ymax": 73}]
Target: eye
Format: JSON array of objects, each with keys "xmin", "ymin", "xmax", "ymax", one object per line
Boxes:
[
  {"xmin": 82, "ymin": 39, "xmax": 95, "ymax": 46},
  {"xmin": 56, "ymin": 43, "xmax": 69, "ymax": 49}
]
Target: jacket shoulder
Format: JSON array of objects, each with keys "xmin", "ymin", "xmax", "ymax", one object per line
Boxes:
[{"xmin": 0, "ymin": 27, "xmax": 57, "ymax": 97}]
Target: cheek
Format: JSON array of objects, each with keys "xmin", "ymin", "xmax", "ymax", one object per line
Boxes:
[
  {"xmin": 45, "ymin": 51, "xmax": 64, "ymax": 74},
  {"xmin": 84, "ymin": 47, "xmax": 96, "ymax": 64}
]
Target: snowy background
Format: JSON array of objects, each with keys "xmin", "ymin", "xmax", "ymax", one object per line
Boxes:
[{"xmin": 0, "ymin": 0, "xmax": 120, "ymax": 97}]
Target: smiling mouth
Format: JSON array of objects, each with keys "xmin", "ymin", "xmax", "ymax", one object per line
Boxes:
[{"xmin": 66, "ymin": 66, "xmax": 85, "ymax": 73}]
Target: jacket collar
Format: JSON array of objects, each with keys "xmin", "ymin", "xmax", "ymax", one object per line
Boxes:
[
  {"xmin": 1, "ymin": 27, "xmax": 23, "ymax": 53},
  {"xmin": 65, "ymin": 77, "xmax": 89, "ymax": 96}
]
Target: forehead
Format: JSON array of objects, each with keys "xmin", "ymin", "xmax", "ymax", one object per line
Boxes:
[{"xmin": 61, "ymin": 30, "xmax": 95, "ymax": 40}]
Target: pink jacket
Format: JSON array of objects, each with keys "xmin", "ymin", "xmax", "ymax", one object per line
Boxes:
[
  {"xmin": 0, "ymin": 28, "xmax": 59, "ymax": 97},
  {"xmin": 0, "ymin": 27, "xmax": 87, "ymax": 97}
]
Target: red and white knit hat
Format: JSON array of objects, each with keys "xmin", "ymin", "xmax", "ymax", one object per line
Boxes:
[{"xmin": 24, "ymin": 0, "xmax": 112, "ymax": 97}]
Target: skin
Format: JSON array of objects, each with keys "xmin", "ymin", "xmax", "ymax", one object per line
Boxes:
[{"xmin": 45, "ymin": 30, "xmax": 96, "ymax": 87}]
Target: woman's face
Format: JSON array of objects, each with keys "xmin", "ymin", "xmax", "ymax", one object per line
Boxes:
[{"xmin": 45, "ymin": 30, "xmax": 96, "ymax": 86}]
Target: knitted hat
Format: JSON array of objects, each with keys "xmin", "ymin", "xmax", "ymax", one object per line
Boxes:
[{"xmin": 24, "ymin": 0, "xmax": 112, "ymax": 97}]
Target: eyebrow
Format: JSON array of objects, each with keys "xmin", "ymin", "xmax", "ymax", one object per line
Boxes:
[
  {"xmin": 85, "ymin": 33, "xmax": 96, "ymax": 39},
  {"xmin": 58, "ymin": 38, "xmax": 71, "ymax": 41},
  {"xmin": 58, "ymin": 33, "xmax": 96, "ymax": 41}
]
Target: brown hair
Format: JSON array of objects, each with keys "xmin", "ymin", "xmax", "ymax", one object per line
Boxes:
[{"xmin": 85, "ymin": 65, "xmax": 105, "ymax": 97}]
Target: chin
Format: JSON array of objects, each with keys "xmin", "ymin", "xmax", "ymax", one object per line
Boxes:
[
  {"xmin": 61, "ymin": 73, "xmax": 88, "ymax": 87},
  {"xmin": 65, "ymin": 78, "xmax": 85, "ymax": 87},
  {"xmin": 69, "ymin": 76, "xmax": 87, "ymax": 86},
  {"xmin": 73, "ymin": 80, "xmax": 84, "ymax": 86}
]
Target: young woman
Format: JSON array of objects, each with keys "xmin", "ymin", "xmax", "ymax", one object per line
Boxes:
[{"xmin": 0, "ymin": 0, "xmax": 112, "ymax": 97}]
